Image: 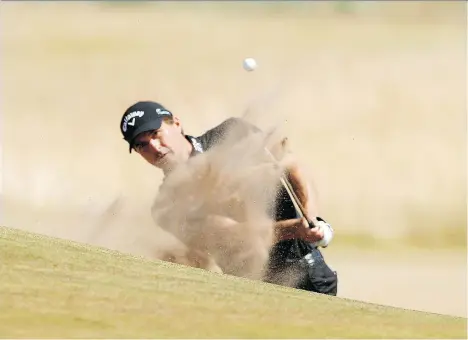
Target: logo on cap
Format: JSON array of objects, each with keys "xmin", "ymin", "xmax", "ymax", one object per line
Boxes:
[
  {"xmin": 156, "ymin": 108, "xmax": 171, "ymax": 116},
  {"xmin": 122, "ymin": 110, "xmax": 145, "ymax": 132}
]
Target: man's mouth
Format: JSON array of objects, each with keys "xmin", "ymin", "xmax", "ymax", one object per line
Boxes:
[{"xmin": 154, "ymin": 153, "xmax": 168, "ymax": 165}]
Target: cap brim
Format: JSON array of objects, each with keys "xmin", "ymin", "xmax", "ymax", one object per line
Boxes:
[{"xmin": 127, "ymin": 119, "xmax": 164, "ymax": 153}]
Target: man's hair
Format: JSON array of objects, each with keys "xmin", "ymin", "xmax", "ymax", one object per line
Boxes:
[
  {"xmin": 163, "ymin": 116, "xmax": 175, "ymax": 125},
  {"xmin": 166, "ymin": 116, "xmax": 185, "ymax": 135}
]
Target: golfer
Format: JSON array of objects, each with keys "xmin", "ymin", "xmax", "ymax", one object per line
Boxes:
[{"xmin": 119, "ymin": 100, "xmax": 338, "ymax": 296}]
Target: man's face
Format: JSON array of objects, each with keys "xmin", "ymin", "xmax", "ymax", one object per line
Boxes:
[{"xmin": 132, "ymin": 118, "xmax": 190, "ymax": 171}]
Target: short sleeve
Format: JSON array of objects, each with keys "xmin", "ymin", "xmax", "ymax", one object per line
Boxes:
[{"xmin": 199, "ymin": 117, "xmax": 262, "ymax": 150}]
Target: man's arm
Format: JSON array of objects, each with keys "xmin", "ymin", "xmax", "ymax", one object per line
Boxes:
[
  {"xmin": 277, "ymin": 165, "xmax": 334, "ymax": 247},
  {"xmin": 201, "ymin": 117, "xmax": 334, "ymax": 247},
  {"xmin": 285, "ymin": 161, "xmax": 318, "ymax": 219},
  {"xmin": 267, "ymin": 135, "xmax": 317, "ymax": 217},
  {"xmin": 269, "ymin": 138, "xmax": 334, "ymax": 248}
]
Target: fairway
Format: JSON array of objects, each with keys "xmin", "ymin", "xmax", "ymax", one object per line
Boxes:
[{"xmin": 1, "ymin": 226, "xmax": 466, "ymax": 338}]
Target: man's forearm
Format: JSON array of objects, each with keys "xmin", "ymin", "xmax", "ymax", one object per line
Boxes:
[
  {"xmin": 285, "ymin": 162, "xmax": 317, "ymax": 219},
  {"xmin": 273, "ymin": 218, "xmax": 303, "ymax": 242}
]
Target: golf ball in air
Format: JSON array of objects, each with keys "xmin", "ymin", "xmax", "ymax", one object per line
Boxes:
[{"xmin": 243, "ymin": 58, "xmax": 257, "ymax": 71}]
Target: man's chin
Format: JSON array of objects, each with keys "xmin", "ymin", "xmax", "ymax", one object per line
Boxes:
[
  {"xmin": 152, "ymin": 160, "xmax": 167, "ymax": 169},
  {"xmin": 153, "ymin": 157, "xmax": 176, "ymax": 171}
]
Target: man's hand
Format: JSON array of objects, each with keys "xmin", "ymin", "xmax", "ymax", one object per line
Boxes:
[
  {"xmin": 273, "ymin": 218, "xmax": 324, "ymax": 243},
  {"xmin": 297, "ymin": 218, "xmax": 325, "ymax": 243}
]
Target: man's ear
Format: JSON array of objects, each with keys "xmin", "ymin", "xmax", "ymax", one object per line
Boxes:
[{"xmin": 172, "ymin": 116, "xmax": 183, "ymax": 132}]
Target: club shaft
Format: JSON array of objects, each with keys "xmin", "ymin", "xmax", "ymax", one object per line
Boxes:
[{"xmin": 264, "ymin": 147, "xmax": 316, "ymax": 228}]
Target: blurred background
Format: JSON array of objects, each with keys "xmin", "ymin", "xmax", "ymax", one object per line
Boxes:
[{"xmin": 1, "ymin": 1, "xmax": 466, "ymax": 317}]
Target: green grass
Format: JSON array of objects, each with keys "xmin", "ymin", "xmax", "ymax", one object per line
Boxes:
[{"xmin": 1, "ymin": 226, "xmax": 466, "ymax": 339}]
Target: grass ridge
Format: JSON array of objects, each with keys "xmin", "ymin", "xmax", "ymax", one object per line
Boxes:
[{"xmin": 1, "ymin": 226, "xmax": 466, "ymax": 338}]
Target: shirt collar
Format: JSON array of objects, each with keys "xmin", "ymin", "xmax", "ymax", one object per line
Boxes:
[{"xmin": 185, "ymin": 135, "xmax": 204, "ymax": 157}]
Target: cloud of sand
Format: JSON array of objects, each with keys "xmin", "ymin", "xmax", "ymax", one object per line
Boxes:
[{"xmin": 149, "ymin": 119, "xmax": 292, "ymax": 280}]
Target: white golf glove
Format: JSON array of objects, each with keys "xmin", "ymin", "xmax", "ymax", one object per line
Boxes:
[{"xmin": 311, "ymin": 217, "xmax": 334, "ymax": 248}]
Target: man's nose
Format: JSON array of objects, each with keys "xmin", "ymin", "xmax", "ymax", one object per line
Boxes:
[{"xmin": 148, "ymin": 138, "xmax": 162, "ymax": 152}]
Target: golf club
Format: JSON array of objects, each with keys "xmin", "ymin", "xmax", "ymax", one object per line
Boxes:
[{"xmin": 263, "ymin": 147, "xmax": 317, "ymax": 229}]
